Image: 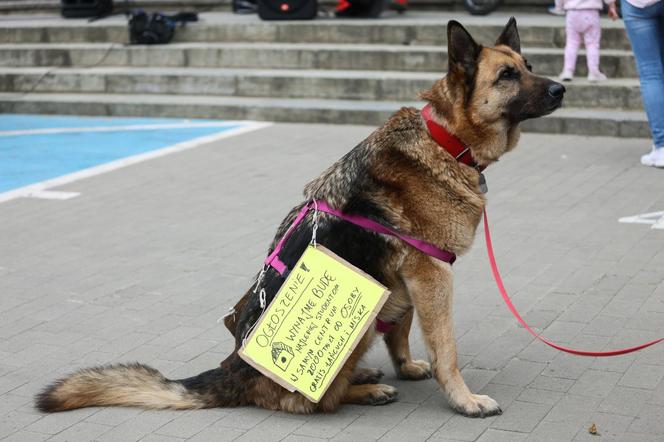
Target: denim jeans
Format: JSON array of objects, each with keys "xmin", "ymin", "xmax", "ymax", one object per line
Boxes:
[{"xmin": 622, "ymin": 0, "xmax": 664, "ymax": 148}]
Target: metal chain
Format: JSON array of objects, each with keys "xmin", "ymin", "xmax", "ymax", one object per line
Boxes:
[{"xmin": 310, "ymin": 200, "xmax": 319, "ymax": 247}]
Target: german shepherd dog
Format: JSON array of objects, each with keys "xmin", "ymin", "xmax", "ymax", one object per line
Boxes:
[{"xmin": 37, "ymin": 18, "xmax": 564, "ymax": 417}]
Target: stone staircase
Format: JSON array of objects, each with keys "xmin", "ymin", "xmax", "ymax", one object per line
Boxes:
[{"xmin": 0, "ymin": 12, "xmax": 648, "ymax": 137}]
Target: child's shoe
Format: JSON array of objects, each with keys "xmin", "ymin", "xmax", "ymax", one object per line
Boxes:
[
  {"xmin": 588, "ymin": 71, "xmax": 607, "ymax": 82},
  {"xmin": 641, "ymin": 146, "xmax": 664, "ymax": 168},
  {"xmin": 547, "ymin": 5, "xmax": 565, "ymax": 15},
  {"xmin": 559, "ymin": 70, "xmax": 573, "ymax": 81}
]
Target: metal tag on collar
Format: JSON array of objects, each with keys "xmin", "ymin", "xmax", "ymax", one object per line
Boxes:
[{"xmin": 478, "ymin": 172, "xmax": 488, "ymax": 194}]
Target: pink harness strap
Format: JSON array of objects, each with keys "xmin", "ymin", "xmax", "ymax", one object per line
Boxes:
[
  {"xmin": 263, "ymin": 200, "xmax": 456, "ymax": 335},
  {"xmin": 264, "ymin": 200, "xmax": 456, "ymax": 276}
]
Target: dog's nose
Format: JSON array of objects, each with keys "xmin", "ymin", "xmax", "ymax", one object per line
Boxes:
[{"xmin": 548, "ymin": 83, "xmax": 566, "ymax": 99}]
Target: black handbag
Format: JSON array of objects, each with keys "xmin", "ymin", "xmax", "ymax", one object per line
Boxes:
[{"xmin": 257, "ymin": 0, "xmax": 317, "ymax": 20}]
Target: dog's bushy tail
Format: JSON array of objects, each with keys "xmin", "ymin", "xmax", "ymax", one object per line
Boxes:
[{"xmin": 35, "ymin": 362, "xmax": 235, "ymax": 412}]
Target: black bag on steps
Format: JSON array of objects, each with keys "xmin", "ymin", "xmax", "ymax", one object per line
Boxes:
[
  {"xmin": 128, "ymin": 11, "xmax": 198, "ymax": 45},
  {"xmin": 61, "ymin": 0, "xmax": 114, "ymax": 18}
]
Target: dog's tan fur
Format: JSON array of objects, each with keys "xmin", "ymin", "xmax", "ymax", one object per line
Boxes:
[{"xmin": 36, "ymin": 18, "xmax": 563, "ymax": 418}]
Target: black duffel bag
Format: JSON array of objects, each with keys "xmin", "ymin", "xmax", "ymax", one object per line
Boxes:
[{"xmin": 257, "ymin": 0, "xmax": 317, "ymax": 20}]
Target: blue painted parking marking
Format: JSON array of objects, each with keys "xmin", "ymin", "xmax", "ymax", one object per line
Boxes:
[
  {"xmin": 0, "ymin": 115, "xmax": 270, "ymax": 201},
  {"xmin": 0, "ymin": 114, "xmax": 227, "ymax": 132}
]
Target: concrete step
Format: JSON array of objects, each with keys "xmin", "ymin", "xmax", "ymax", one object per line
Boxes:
[
  {"xmin": 0, "ymin": 12, "xmax": 632, "ymax": 50},
  {"xmin": 0, "ymin": 92, "xmax": 649, "ymax": 138},
  {"xmin": 0, "ymin": 67, "xmax": 644, "ymax": 110},
  {"xmin": 0, "ymin": 0, "xmax": 228, "ymax": 14},
  {"xmin": 0, "ymin": 43, "xmax": 638, "ymax": 78}
]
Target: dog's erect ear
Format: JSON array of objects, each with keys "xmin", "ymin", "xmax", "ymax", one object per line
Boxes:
[
  {"xmin": 447, "ymin": 20, "xmax": 482, "ymax": 81},
  {"xmin": 495, "ymin": 17, "xmax": 521, "ymax": 54}
]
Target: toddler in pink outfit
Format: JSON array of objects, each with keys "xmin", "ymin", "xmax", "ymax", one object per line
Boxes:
[{"xmin": 555, "ymin": 0, "xmax": 619, "ymax": 82}]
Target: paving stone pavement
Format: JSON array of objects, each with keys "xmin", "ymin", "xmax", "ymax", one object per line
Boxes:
[{"xmin": 1, "ymin": 122, "xmax": 663, "ymax": 441}]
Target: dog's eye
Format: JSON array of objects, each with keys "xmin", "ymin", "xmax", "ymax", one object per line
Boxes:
[{"xmin": 500, "ymin": 68, "xmax": 518, "ymax": 80}]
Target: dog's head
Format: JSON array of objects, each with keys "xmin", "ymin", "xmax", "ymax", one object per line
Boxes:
[{"xmin": 446, "ymin": 17, "xmax": 565, "ymax": 124}]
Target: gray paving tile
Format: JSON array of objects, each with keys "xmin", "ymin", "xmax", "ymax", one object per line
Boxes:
[
  {"xmin": 85, "ymin": 407, "xmax": 144, "ymax": 427},
  {"xmin": 153, "ymin": 409, "xmax": 225, "ymax": 439},
  {"xmin": 429, "ymin": 414, "xmax": 498, "ymax": 442},
  {"xmin": 139, "ymin": 435, "xmax": 185, "ymax": 442},
  {"xmin": 1, "ymin": 431, "xmax": 51, "ymax": 442},
  {"xmin": 211, "ymin": 408, "xmax": 274, "ymax": 431},
  {"xmin": 477, "ymin": 428, "xmax": 528, "ymax": 442},
  {"xmin": 0, "ymin": 411, "xmax": 44, "ymax": 439},
  {"xmin": 544, "ymin": 395, "xmax": 601, "ymax": 426},
  {"xmin": 515, "ymin": 388, "xmax": 564, "ymax": 406},
  {"xmin": 96, "ymin": 411, "xmax": 181, "ymax": 442},
  {"xmin": 233, "ymin": 415, "xmax": 305, "ymax": 442},
  {"xmin": 528, "ymin": 375, "xmax": 575, "ymax": 393},
  {"xmin": 330, "ymin": 402, "xmax": 416, "ymax": 441},
  {"xmin": 568, "ymin": 370, "xmax": 622, "ymax": 399},
  {"xmin": 618, "ymin": 364, "xmax": 664, "ymax": 390},
  {"xmin": 48, "ymin": 422, "xmax": 113, "ymax": 442},
  {"xmin": 378, "ymin": 398, "xmax": 453, "ymax": 441},
  {"xmin": 526, "ymin": 421, "xmax": 580, "ymax": 442},
  {"xmin": 491, "ymin": 400, "xmax": 552, "ymax": 433},
  {"xmin": 24, "ymin": 408, "xmax": 97, "ymax": 436},
  {"xmin": 292, "ymin": 407, "xmax": 359, "ymax": 439},
  {"xmin": 628, "ymin": 404, "xmax": 664, "ymax": 435},
  {"xmin": 598, "ymin": 386, "xmax": 651, "ymax": 417},
  {"xmin": 490, "ymin": 359, "xmax": 546, "ymax": 387},
  {"xmin": 187, "ymin": 426, "xmax": 245, "ymax": 442}
]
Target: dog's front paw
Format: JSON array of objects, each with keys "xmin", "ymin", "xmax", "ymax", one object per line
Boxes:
[
  {"xmin": 397, "ymin": 360, "xmax": 432, "ymax": 380},
  {"xmin": 451, "ymin": 393, "xmax": 502, "ymax": 418}
]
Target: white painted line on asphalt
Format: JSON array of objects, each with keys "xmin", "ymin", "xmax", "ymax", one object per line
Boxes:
[
  {"xmin": 619, "ymin": 210, "xmax": 664, "ymax": 230},
  {"xmin": 0, "ymin": 121, "xmax": 272, "ymax": 204},
  {"xmin": 0, "ymin": 121, "xmax": 261, "ymax": 137},
  {"xmin": 25, "ymin": 190, "xmax": 81, "ymax": 200}
]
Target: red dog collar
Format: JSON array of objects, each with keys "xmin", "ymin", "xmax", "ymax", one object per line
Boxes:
[{"xmin": 421, "ymin": 104, "xmax": 485, "ymax": 172}]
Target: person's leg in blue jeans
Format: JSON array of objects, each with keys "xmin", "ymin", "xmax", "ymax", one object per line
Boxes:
[{"xmin": 622, "ymin": 1, "xmax": 664, "ymax": 166}]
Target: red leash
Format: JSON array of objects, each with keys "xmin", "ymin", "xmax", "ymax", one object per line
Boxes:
[{"xmin": 484, "ymin": 208, "xmax": 664, "ymax": 357}]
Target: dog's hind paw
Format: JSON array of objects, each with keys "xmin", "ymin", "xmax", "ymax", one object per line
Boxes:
[
  {"xmin": 397, "ymin": 360, "xmax": 432, "ymax": 380},
  {"xmin": 342, "ymin": 383, "xmax": 398, "ymax": 406},
  {"xmin": 452, "ymin": 394, "xmax": 502, "ymax": 418},
  {"xmin": 352, "ymin": 367, "xmax": 384, "ymax": 385},
  {"xmin": 365, "ymin": 384, "xmax": 399, "ymax": 406}
]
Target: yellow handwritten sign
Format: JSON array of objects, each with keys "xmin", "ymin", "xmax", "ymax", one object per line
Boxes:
[{"xmin": 239, "ymin": 245, "xmax": 390, "ymax": 403}]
